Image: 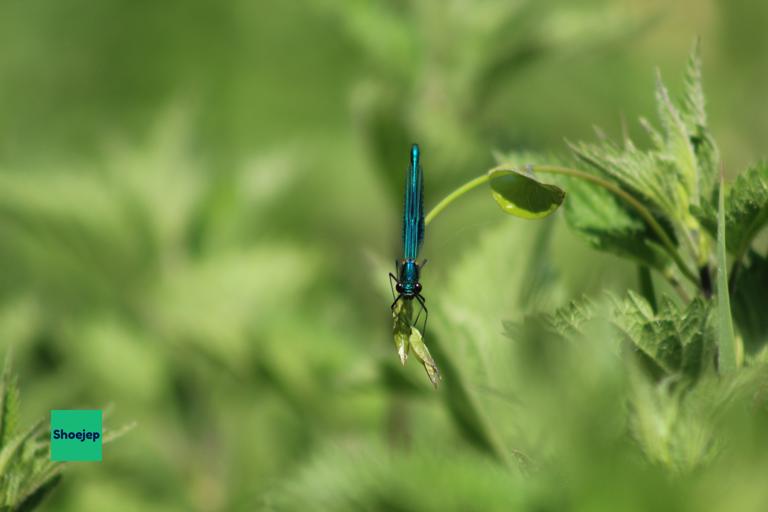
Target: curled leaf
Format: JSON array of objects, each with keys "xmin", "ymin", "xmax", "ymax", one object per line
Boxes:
[
  {"xmin": 392, "ymin": 299, "xmax": 411, "ymax": 365},
  {"xmin": 391, "ymin": 299, "xmax": 440, "ymax": 387},
  {"xmin": 408, "ymin": 326, "xmax": 441, "ymax": 388},
  {"xmin": 489, "ymin": 167, "xmax": 565, "ymax": 219}
]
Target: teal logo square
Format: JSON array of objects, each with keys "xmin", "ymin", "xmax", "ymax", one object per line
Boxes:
[{"xmin": 50, "ymin": 410, "xmax": 102, "ymax": 462}]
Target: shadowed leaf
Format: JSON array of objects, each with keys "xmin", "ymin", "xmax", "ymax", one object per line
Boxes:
[
  {"xmin": 731, "ymin": 251, "xmax": 768, "ymax": 354},
  {"xmin": 488, "ymin": 168, "xmax": 565, "ymax": 219}
]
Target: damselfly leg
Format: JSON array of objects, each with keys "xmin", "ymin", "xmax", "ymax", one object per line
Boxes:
[
  {"xmin": 413, "ymin": 294, "xmax": 428, "ymax": 338},
  {"xmin": 388, "ymin": 272, "xmax": 398, "ymax": 302}
]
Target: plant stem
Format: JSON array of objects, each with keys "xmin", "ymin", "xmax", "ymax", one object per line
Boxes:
[
  {"xmin": 424, "ymin": 174, "xmax": 490, "ymax": 226},
  {"xmin": 424, "ymin": 164, "xmax": 700, "ymax": 287}
]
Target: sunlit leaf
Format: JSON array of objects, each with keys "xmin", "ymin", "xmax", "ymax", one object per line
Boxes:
[
  {"xmin": 392, "ymin": 299, "xmax": 439, "ymax": 386},
  {"xmin": 568, "ymin": 138, "xmax": 686, "ymax": 220},
  {"xmin": 681, "ymin": 39, "xmax": 719, "ymax": 198},
  {"xmin": 655, "ymin": 71, "xmax": 698, "ymax": 203},
  {"xmin": 488, "ymin": 168, "xmax": 565, "ymax": 219},
  {"xmin": 408, "ymin": 327, "xmax": 440, "ymax": 388}
]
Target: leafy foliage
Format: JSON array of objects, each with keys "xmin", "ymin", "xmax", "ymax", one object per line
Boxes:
[
  {"xmin": 0, "ymin": 359, "xmax": 61, "ymax": 511},
  {"xmin": 613, "ymin": 292, "xmax": 715, "ymax": 380},
  {"xmin": 267, "ymin": 442, "xmax": 524, "ymax": 512},
  {"xmin": 562, "ymin": 176, "xmax": 671, "ymax": 271},
  {"xmin": 4, "ymin": 2, "xmax": 768, "ymax": 510},
  {"xmin": 564, "ymin": 42, "xmax": 720, "ymax": 279},
  {"xmin": 546, "ymin": 296, "xmax": 594, "ymax": 336},
  {"xmin": 569, "ymin": 130, "xmax": 688, "ymax": 222},
  {"xmin": 695, "ymin": 162, "xmax": 768, "ymax": 257},
  {"xmin": 392, "ymin": 299, "xmax": 440, "ymax": 387},
  {"xmin": 723, "ymin": 163, "xmax": 768, "ymax": 255},
  {"xmin": 731, "ymin": 251, "xmax": 768, "ymax": 354},
  {"xmin": 0, "ymin": 113, "xmax": 343, "ymax": 509},
  {"xmin": 559, "ymin": 43, "xmax": 768, "ymax": 365},
  {"xmin": 626, "ymin": 365, "xmax": 719, "ymax": 473},
  {"xmin": 0, "ymin": 358, "xmax": 132, "ymax": 511},
  {"xmin": 680, "ymin": 40, "xmax": 720, "ymax": 197}
]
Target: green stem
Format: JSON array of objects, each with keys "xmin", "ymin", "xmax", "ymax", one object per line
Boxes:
[
  {"xmin": 424, "ymin": 174, "xmax": 490, "ymax": 226},
  {"xmin": 424, "ymin": 165, "xmax": 700, "ymax": 287}
]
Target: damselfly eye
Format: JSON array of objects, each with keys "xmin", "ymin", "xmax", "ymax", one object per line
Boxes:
[
  {"xmin": 415, "ymin": 282, "xmax": 422, "ymax": 293},
  {"xmin": 395, "ymin": 283, "xmax": 404, "ymax": 294}
]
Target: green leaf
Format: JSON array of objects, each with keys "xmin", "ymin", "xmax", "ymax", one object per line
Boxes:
[
  {"xmin": 731, "ymin": 251, "xmax": 768, "ymax": 354},
  {"xmin": 716, "ymin": 179, "xmax": 737, "ymax": 373},
  {"xmin": 569, "ymin": 136, "xmax": 686, "ymax": 221},
  {"xmin": 613, "ymin": 292, "xmax": 715, "ymax": 381},
  {"xmin": 433, "ymin": 222, "xmax": 550, "ymax": 466},
  {"xmin": 0, "ymin": 358, "xmax": 19, "ymax": 449},
  {"xmin": 681, "ymin": 39, "xmax": 719, "ymax": 198},
  {"xmin": 488, "ymin": 168, "xmax": 565, "ymax": 219},
  {"xmin": 725, "ymin": 163, "xmax": 768, "ymax": 256},
  {"xmin": 655, "ymin": 71, "xmax": 699, "ymax": 203},
  {"xmin": 694, "ymin": 163, "xmax": 768, "ymax": 257},
  {"xmin": 681, "ymin": 39, "xmax": 707, "ymax": 133},
  {"xmin": 0, "ymin": 356, "xmax": 134, "ymax": 510},
  {"xmin": 392, "ymin": 299, "xmax": 440, "ymax": 387},
  {"xmin": 15, "ymin": 474, "xmax": 62, "ymax": 512},
  {"xmin": 570, "ymin": 43, "xmax": 719, "ymax": 229},
  {"xmin": 408, "ymin": 327, "xmax": 440, "ymax": 388},
  {"xmin": 547, "ymin": 296, "xmax": 595, "ymax": 336},
  {"xmin": 425, "ymin": 334, "xmax": 508, "ymax": 464},
  {"xmin": 561, "ymin": 177, "xmax": 671, "ymax": 272},
  {"xmin": 627, "ymin": 364, "xmax": 718, "ymax": 472},
  {"xmin": 0, "ymin": 420, "xmax": 45, "ymax": 476},
  {"xmin": 392, "ymin": 299, "xmax": 411, "ymax": 366}
]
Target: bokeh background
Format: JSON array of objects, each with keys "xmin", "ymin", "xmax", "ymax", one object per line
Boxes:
[{"xmin": 1, "ymin": 0, "xmax": 767, "ymax": 510}]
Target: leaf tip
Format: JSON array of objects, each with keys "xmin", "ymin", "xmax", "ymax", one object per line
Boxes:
[{"xmin": 397, "ymin": 344, "xmax": 408, "ymax": 366}]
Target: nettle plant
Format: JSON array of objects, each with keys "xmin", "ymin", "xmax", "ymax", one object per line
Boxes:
[
  {"xmin": 528, "ymin": 42, "xmax": 766, "ymax": 372},
  {"xmin": 0, "ymin": 358, "xmax": 131, "ymax": 511},
  {"xmin": 396, "ymin": 43, "xmax": 767, "ymax": 469},
  {"xmin": 0, "ymin": 359, "xmax": 62, "ymax": 511}
]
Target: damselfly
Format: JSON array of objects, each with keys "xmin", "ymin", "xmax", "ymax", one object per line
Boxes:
[{"xmin": 390, "ymin": 144, "xmax": 428, "ymax": 334}]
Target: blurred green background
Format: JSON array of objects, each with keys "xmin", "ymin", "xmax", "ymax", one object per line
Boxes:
[{"xmin": 1, "ymin": 0, "xmax": 767, "ymax": 510}]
